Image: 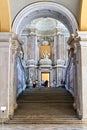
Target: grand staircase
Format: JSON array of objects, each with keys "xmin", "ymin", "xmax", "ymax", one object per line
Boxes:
[{"xmin": 8, "ymin": 87, "xmax": 84, "ymax": 124}]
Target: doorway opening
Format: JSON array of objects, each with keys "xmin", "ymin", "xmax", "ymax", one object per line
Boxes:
[{"xmin": 41, "ymin": 72, "xmax": 50, "ymax": 87}]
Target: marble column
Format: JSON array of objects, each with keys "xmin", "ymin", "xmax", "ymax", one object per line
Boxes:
[
  {"xmin": 27, "ymin": 34, "xmax": 37, "ymax": 85},
  {"xmin": 50, "ymin": 41, "xmax": 54, "ymax": 62},
  {"xmin": 38, "ymin": 68, "xmax": 41, "ymax": 86},
  {"xmin": 54, "ymin": 35, "xmax": 57, "ymax": 60},
  {"xmin": 28, "ymin": 34, "xmax": 35, "ymax": 60},
  {"xmin": 50, "ymin": 68, "xmax": 53, "ymax": 87},
  {"xmin": 76, "ymin": 41, "xmax": 83, "ymax": 119},
  {"xmin": 21, "ymin": 36, "xmax": 28, "ymax": 60},
  {"xmin": 65, "ymin": 36, "xmax": 69, "ymax": 61},
  {"xmin": 57, "ymin": 34, "xmax": 61, "ymax": 59},
  {"xmin": 35, "ymin": 35, "xmax": 39, "ymax": 63},
  {"xmin": 57, "ymin": 34, "xmax": 65, "ymax": 60}
]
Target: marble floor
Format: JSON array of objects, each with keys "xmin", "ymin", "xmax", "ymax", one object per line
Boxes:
[{"xmin": 0, "ymin": 125, "xmax": 87, "ymax": 130}]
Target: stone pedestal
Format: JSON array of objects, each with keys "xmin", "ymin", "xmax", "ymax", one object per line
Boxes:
[
  {"xmin": 78, "ymin": 32, "xmax": 87, "ymax": 119},
  {"xmin": 0, "ymin": 34, "xmax": 9, "ymax": 120},
  {"xmin": 57, "ymin": 34, "xmax": 65, "ymax": 59},
  {"xmin": 67, "ymin": 31, "xmax": 87, "ymax": 119},
  {"xmin": 0, "ymin": 32, "xmax": 23, "ymax": 121},
  {"xmin": 28, "ymin": 34, "xmax": 35, "ymax": 60}
]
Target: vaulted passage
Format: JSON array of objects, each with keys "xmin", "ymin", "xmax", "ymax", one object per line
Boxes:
[{"xmin": 8, "ymin": 87, "xmax": 81, "ymax": 124}]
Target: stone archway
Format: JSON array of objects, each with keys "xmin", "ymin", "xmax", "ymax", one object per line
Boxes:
[
  {"xmin": 12, "ymin": 2, "xmax": 78, "ymax": 34},
  {"xmin": 12, "ymin": 2, "xmax": 79, "ymax": 89},
  {"xmin": 11, "ymin": 1, "xmax": 85, "ymax": 120}
]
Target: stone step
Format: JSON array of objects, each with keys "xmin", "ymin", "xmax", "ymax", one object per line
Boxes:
[
  {"xmin": 8, "ymin": 87, "xmax": 80, "ymax": 124},
  {"xmin": 7, "ymin": 120, "xmax": 85, "ymax": 124}
]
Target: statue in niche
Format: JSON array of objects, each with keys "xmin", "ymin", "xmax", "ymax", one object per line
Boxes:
[{"xmin": 43, "ymin": 50, "xmax": 50, "ymax": 59}]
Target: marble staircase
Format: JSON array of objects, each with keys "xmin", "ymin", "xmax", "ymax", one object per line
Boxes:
[{"xmin": 7, "ymin": 87, "xmax": 84, "ymax": 124}]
